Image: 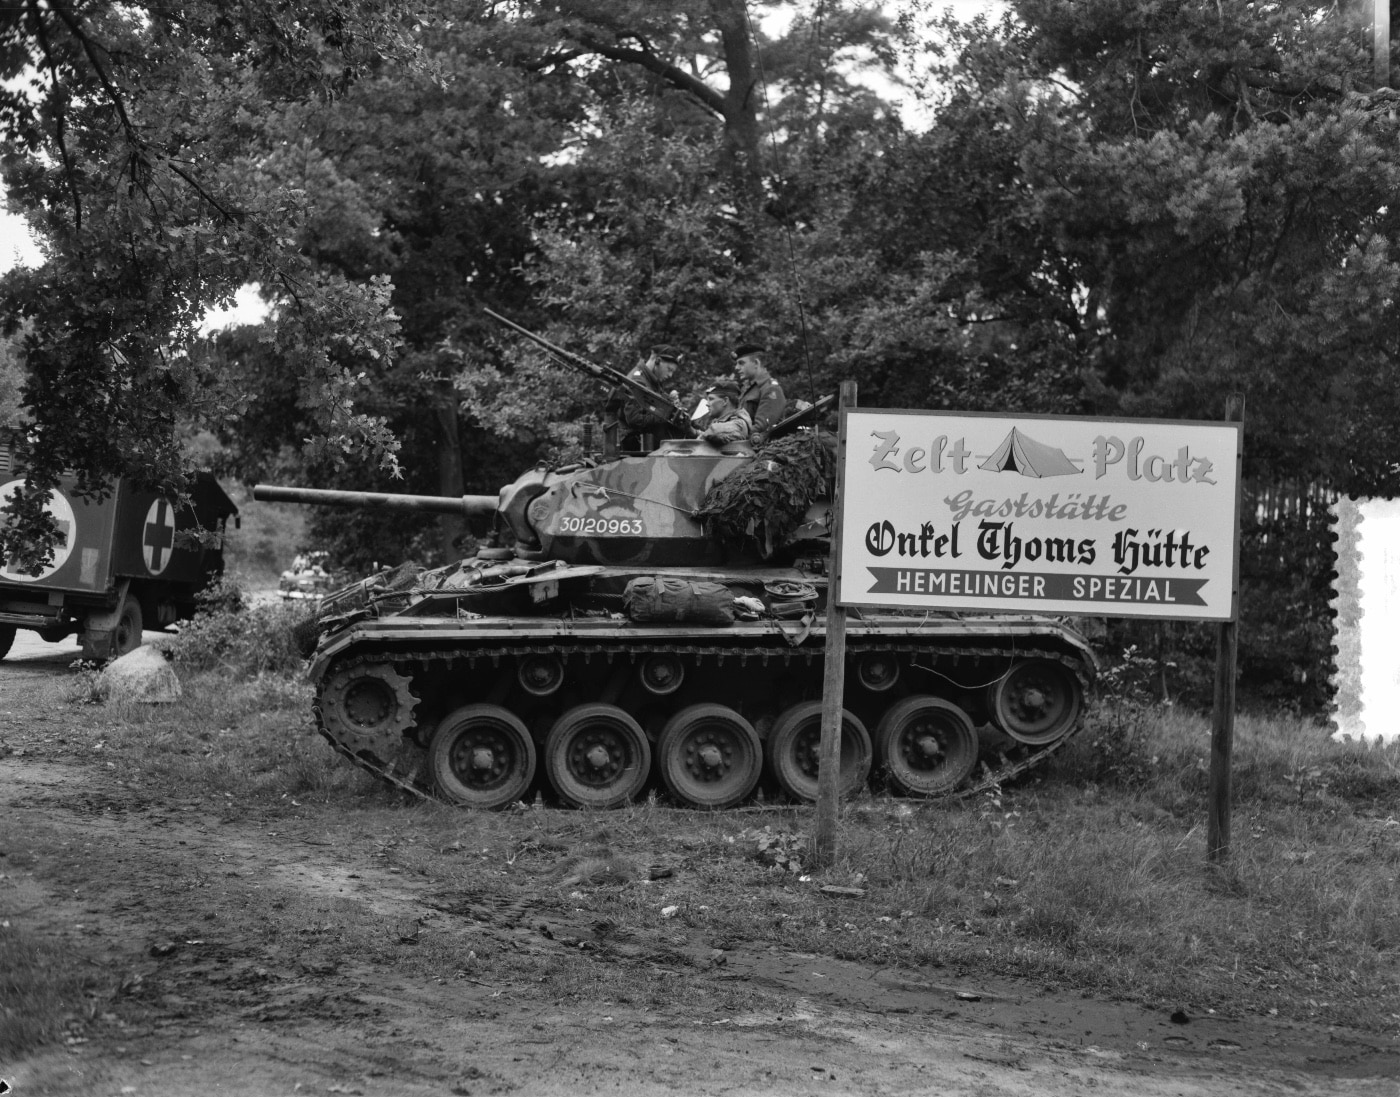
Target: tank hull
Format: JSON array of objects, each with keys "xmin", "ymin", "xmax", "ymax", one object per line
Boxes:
[{"xmin": 309, "ymin": 563, "xmax": 1096, "ymax": 808}]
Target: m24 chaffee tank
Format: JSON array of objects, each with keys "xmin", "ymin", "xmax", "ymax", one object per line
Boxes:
[{"xmin": 254, "ymin": 434, "xmax": 1096, "ymax": 810}]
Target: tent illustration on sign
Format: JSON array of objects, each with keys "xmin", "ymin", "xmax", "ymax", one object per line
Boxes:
[{"xmin": 979, "ymin": 427, "xmax": 1083, "ymax": 477}]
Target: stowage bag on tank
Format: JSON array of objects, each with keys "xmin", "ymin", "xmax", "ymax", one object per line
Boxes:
[{"xmin": 623, "ymin": 576, "xmax": 735, "ymax": 626}]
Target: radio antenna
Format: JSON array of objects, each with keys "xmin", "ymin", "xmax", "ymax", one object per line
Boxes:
[{"xmin": 741, "ymin": 0, "xmax": 823, "ymax": 404}]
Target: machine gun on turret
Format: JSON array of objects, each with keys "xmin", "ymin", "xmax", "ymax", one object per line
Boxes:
[
  {"xmin": 483, "ymin": 307, "xmax": 695, "ymax": 443},
  {"xmin": 766, "ymin": 392, "xmax": 837, "ymax": 442}
]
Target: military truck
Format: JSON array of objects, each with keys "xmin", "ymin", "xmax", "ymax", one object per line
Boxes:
[{"xmin": 0, "ymin": 435, "xmax": 238, "ymax": 660}]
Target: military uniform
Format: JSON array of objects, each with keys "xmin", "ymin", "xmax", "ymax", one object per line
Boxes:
[
  {"xmin": 701, "ymin": 406, "xmax": 752, "ymax": 445},
  {"xmin": 738, "ymin": 374, "xmax": 786, "ymax": 437},
  {"xmin": 605, "ymin": 359, "xmax": 679, "ymax": 452}
]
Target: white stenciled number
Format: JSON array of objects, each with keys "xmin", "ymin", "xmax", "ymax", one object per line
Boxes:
[{"xmin": 558, "ymin": 514, "xmax": 643, "ymax": 535}]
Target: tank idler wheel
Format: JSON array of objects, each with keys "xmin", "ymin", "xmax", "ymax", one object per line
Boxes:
[
  {"xmin": 319, "ymin": 662, "xmax": 419, "ymax": 760},
  {"xmin": 658, "ymin": 704, "xmax": 762, "ymax": 809},
  {"xmin": 429, "ymin": 704, "xmax": 536, "ymax": 810},
  {"xmin": 517, "ymin": 654, "xmax": 565, "ymax": 696},
  {"xmin": 639, "ymin": 653, "xmax": 685, "ymax": 695},
  {"xmin": 876, "ymin": 695, "xmax": 979, "ymax": 796},
  {"xmin": 990, "ymin": 659, "xmax": 1083, "ymax": 745},
  {"xmin": 766, "ymin": 700, "xmax": 871, "ymax": 804},
  {"xmin": 545, "ymin": 703, "xmax": 651, "ymax": 809}
]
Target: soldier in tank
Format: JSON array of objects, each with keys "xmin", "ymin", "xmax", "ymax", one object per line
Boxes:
[
  {"xmin": 697, "ymin": 380, "xmax": 753, "ymax": 446},
  {"xmin": 604, "ymin": 345, "xmax": 685, "ymax": 453},
  {"xmin": 733, "ymin": 342, "xmax": 786, "ymax": 443}
]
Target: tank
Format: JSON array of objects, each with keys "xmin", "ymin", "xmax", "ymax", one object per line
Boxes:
[{"xmin": 253, "ymin": 433, "xmax": 1097, "ymax": 810}]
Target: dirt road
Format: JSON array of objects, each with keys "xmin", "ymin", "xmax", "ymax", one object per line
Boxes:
[{"xmin": 2, "ymin": 645, "xmax": 1398, "ymax": 1096}]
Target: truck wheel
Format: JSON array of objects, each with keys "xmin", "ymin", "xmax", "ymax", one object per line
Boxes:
[
  {"xmin": 0, "ymin": 625, "xmax": 14, "ymax": 661},
  {"xmin": 81, "ymin": 595, "xmax": 144, "ymax": 661},
  {"xmin": 113, "ymin": 598, "xmax": 144, "ymax": 656}
]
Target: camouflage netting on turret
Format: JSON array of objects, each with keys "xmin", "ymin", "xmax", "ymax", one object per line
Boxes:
[{"xmin": 697, "ymin": 433, "xmax": 836, "ymax": 558}]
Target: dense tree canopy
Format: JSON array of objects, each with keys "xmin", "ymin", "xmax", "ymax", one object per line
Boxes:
[
  {"xmin": 0, "ymin": 0, "xmax": 416, "ymax": 565},
  {"xmin": 2, "ymin": 0, "xmax": 1395, "ymax": 704},
  {"xmin": 897, "ymin": 0, "xmax": 1400, "ymax": 494}
]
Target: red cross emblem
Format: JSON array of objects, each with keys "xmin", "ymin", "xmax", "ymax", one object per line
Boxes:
[{"xmin": 143, "ymin": 498, "xmax": 177, "ymax": 575}]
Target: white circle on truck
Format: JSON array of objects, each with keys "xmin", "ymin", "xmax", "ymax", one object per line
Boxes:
[
  {"xmin": 0, "ymin": 479, "xmax": 77, "ymax": 581},
  {"xmin": 142, "ymin": 498, "xmax": 178, "ymax": 576}
]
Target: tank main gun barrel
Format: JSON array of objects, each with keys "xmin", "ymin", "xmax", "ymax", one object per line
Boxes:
[{"xmin": 252, "ymin": 485, "xmax": 499, "ymax": 517}]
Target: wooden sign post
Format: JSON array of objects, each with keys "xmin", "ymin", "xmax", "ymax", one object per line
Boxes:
[
  {"xmin": 1208, "ymin": 395, "xmax": 1245, "ymax": 863},
  {"xmin": 814, "ymin": 381, "xmax": 857, "ymax": 868}
]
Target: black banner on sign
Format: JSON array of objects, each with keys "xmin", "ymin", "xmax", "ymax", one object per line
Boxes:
[{"xmin": 866, "ymin": 568, "xmax": 1208, "ymax": 607}]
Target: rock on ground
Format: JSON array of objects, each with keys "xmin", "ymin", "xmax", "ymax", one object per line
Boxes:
[{"xmin": 96, "ymin": 645, "xmax": 182, "ymax": 703}]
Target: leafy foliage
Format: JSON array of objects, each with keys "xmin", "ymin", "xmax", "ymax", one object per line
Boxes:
[
  {"xmin": 2, "ymin": 1, "xmax": 1389, "ymax": 706},
  {"xmin": 697, "ymin": 432, "xmax": 836, "ymax": 558},
  {"xmin": 0, "ymin": 0, "xmax": 409, "ymax": 568},
  {"xmin": 167, "ymin": 578, "xmax": 314, "ymax": 676}
]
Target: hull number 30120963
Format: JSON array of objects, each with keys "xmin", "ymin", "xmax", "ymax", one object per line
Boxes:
[{"xmin": 558, "ymin": 516, "xmax": 644, "ymax": 536}]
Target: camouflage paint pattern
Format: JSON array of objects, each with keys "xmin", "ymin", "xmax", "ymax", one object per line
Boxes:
[{"xmin": 526, "ymin": 442, "xmax": 755, "ymax": 565}]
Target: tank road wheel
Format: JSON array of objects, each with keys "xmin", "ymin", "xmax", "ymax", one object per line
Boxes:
[
  {"xmin": 658, "ymin": 704, "xmax": 762, "ymax": 809},
  {"xmin": 429, "ymin": 705, "xmax": 536, "ymax": 810},
  {"xmin": 545, "ymin": 703, "xmax": 651, "ymax": 810},
  {"xmin": 319, "ymin": 662, "xmax": 419, "ymax": 759},
  {"xmin": 990, "ymin": 659, "xmax": 1083, "ymax": 745},
  {"xmin": 766, "ymin": 701, "xmax": 872, "ymax": 804},
  {"xmin": 877, "ymin": 696, "xmax": 979, "ymax": 797}
]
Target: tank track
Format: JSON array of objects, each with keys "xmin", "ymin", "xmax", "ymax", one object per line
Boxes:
[{"xmin": 313, "ymin": 633, "xmax": 1093, "ymax": 807}]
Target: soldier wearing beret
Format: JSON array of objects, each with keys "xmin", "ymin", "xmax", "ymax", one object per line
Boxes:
[
  {"xmin": 698, "ymin": 379, "xmax": 753, "ymax": 445},
  {"xmin": 733, "ymin": 342, "xmax": 786, "ymax": 444}
]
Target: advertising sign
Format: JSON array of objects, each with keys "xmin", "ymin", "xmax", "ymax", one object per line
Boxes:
[{"xmin": 837, "ymin": 410, "xmax": 1241, "ymax": 620}]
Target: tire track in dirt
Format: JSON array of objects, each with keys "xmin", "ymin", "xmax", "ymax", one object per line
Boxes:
[{"xmin": 4, "ymin": 754, "xmax": 1399, "ymax": 1096}]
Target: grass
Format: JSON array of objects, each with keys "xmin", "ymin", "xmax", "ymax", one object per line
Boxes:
[
  {"xmin": 7, "ymin": 649, "xmax": 1400, "ymax": 1058},
  {"xmin": 0, "ymin": 919, "xmax": 100, "ymax": 1060}
]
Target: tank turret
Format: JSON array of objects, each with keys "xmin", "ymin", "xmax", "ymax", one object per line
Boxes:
[
  {"xmin": 254, "ymin": 437, "xmax": 1095, "ymax": 814},
  {"xmin": 257, "ymin": 437, "xmax": 821, "ymax": 568}
]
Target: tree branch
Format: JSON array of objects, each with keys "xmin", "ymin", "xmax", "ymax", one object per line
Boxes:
[
  {"xmin": 574, "ymin": 32, "xmax": 726, "ymax": 117},
  {"xmin": 48, "ymin": 0, "xmax": 140, "ymax": 145},
  {"xmin": 26, "ymin": 0, "xmax": 82, "ymax": 234},
  {"xmin": 519, "ymin": 47, "xmax": 588, "ymax": 73}
]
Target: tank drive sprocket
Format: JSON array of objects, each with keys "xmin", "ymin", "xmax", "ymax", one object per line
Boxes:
[{"xmin": 318, "ymin": 661, "xmax": 420, "ymax": 761}]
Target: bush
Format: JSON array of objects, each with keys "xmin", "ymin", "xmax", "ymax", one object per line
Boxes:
[
  {"xmin": 1052, "ymin": 646, "xmax": 1159, "ymax": 788},
  {"xmin": 168, "ymin": 580, "xmax": 315, "ymax": 676}
]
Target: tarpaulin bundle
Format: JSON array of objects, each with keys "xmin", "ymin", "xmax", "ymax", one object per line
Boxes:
[
  {"xmin": 696, "ymin": 433, "xmax": 835, "ymax": 559},
  {"xmin": 623, "ymin": 576, "xmax": 735, "ymax": 625}
]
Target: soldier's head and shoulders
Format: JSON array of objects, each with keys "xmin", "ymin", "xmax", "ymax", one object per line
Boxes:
[
  {"xmin": 732, "ymin": 341, "xmax": 782, "ymax": 398},
  {"xmin": 629, "ymin": 345, "xmax": 683, "ymax": 388}
]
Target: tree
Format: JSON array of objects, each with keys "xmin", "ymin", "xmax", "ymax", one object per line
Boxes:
[
  {"xmin": 891, "ymin": 0, "xmax": 1399, "ymax": 709},
  {"xmin": 500, "ymin": 1, "xmax": 912, "ymax": 424},
  {"xmin": 0, "ymin": 0, "xmax": 412, "ymax": 567},
  {"xmin": 900, "ymin": 0, "xmax": 1400, "ymax": 493}
]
